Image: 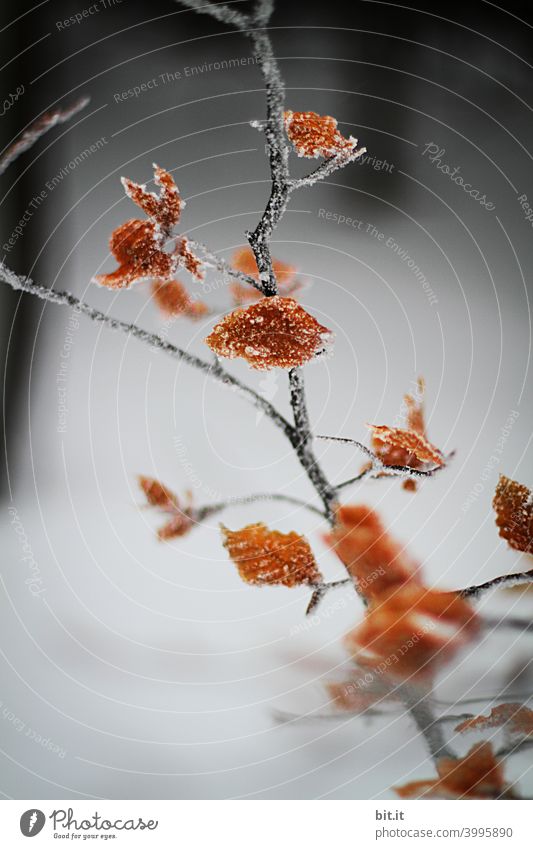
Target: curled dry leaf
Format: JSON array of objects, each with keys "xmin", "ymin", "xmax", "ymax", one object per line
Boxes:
[
  {"xmin": 325, "ymin": 505, "xmax": 421, "ymax": 602},
  {"xmin": 95, "ymin": 219, "xmax": 178, "ymax": 290},
  {"xmin": 395, "ymin": 742, "xmax": 514, "ymax": 799},
  {"xmin": 229, "ymin": 247, "xmax": 302, "ymax": 304},
  {"xmin": 138, "ymin": 475, "xmax": 194, "ymax": 539},
  {"xmin": 151, "ymin": 279, "xmax": 208, "ymax": 320},
  {"xmin": 94, "ymin": 165, "xmax": 203, "ymax": 289},
  {"xmin": 205, "ymin": 296, "xmax": 333, "ymax": 370},
  {"xmin": 455, "ymin": 703, "xmax": 533, "ymax": 737},
  {"xmin": 122, "ymin": 164, "xmax": 183, "ymax": 232},
  {"xmin": 368, "ymin": 379, "xmax": 445, "ymax": 491},
  {"xmin": 284, "ymin": 110, "xmax": 357, "ymax": 158},
  {"xmin": 368, "ymin": 425, "xmax": 444, "ymax": 468},
  {"xmin": 345, "ymin": 585, "xmax": 480, "ymax": 682},
  {"xmin": 493, "ymin": 474, "xmax": 533, "ymax": 553},
  {"xmin": 221, "ymin": 522, "xmax": 322, "ymax": 587}
]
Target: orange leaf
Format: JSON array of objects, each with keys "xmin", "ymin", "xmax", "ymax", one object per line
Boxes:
[
  {"xmin": 95, "ymin": 165, "xmax": 202, "ymax": 290},
  {"xmin": 151, "ymin": 279, "xmax": 208, "ymax": 319},
  {"xmin": 345, "ymin": 585, "xmax": 479, "ymax": 682},
  {"xmin": 368, "ymin": 424, "xmax": 444, "ymax": 467},
  {"xmin": 138, "ymin": 476, "xmax": 193, "ymax": 539},
  {"xmin": 493, "ymin": 474, "xmax": 533, "ymax": 553},
  {"xmin": 221, "ymin": 522, "xmax": 322, "ymax": 587},
  {"xmin": 122, "ymin": 164, "xmax": 183, "ymax": 231},
  {"xmin": 455, "ymin": 703, "xmax": 533, "ymax": 737},
  {"xmin": 94, "ymin": 219, "xmax": 178, "ymax": 289},
  {"xmin": 325, "ymin": 505, "xmax": 421, "ymax": 602},
  {"xmin": 284, "ymin": 110, "xmax": 357, "ymax": 158},
  {"xmin": 205, "ymin": 296, "xmax": 333, "ymax": 370},
  {"xmin": 396, "ymin": 743, "xmax": 513, "ymax": 799}
]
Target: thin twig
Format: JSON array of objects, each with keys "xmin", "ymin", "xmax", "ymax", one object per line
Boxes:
[
  {"xmin": 456, "ymin": 567, "xmax": 533, "ymax": 601},
  {"xmin": 316, "ymin": 434, "xmax": 444, "ymax": 490},
  {"xmin": 195, "ymin": 491, "xmax": 327, "ymax": 521},
  {"xmin": 0, "ymin": 97, "xmax": 90, "ymax": 176},
  {"xmin": 289, "ymin": 146, "xmax": 367, "ymax": 190}
]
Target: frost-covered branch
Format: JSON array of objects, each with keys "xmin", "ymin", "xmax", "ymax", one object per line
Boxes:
[
  {"xmin": 0, "ymin": 261, "xmax": 294, "ymax": 437},
  {"xmin": 289, "ymin": 146, "xmax": 367, "ymax": 190},
  {"xmin": 0, "ymin": 97, "xmax": 90, "ymax": 177},
  {"xmin": 456, "ymin": 566, "xmax": 533, "ymax": 601},
  {"xmin": 186, "ymin": 237, "xmax": 262, "ymax": 292}
]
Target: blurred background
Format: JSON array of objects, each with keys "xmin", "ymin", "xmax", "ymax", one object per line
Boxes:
[{"xmin": 0, "ymin": 0, "xmax": 532, "ymax": 799}]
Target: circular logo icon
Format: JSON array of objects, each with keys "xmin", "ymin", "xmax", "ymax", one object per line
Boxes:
[{"xmin": 20, "ymin": 810, "xmax": 46, "ymax": 837}]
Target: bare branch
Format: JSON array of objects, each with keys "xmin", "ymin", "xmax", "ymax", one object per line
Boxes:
[
  {"xmin": 195, "ymin": 491, "xmax": 328, "ymax": 521},
  {"xmin": 0, "ymin": 97, "xmax": 90, "ymax": 177},
  {"xmin": 288, "ymin": 370, "xmax": 338, "ymax": 521},
  {"xmin": 456, "ymin": 567, "xmax": 533, "ymax": 601},
  {"xmin": 305, "ymin": 577, "xmax": 352, "ymax": 615},
  {"xmin": 0, "ymin": 261, "xmax": 294, "ymax": 437}
]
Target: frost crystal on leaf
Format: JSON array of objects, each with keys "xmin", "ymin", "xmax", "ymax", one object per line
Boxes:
[
  {"xmin": 395, "ymin": 743, "xmax": 514, "ymax": 799},
  {"xmin": 138, "ymin": 476, "xmax": 194, "ymax": 539},
  {"xmin": 221, "ymin": 522, "xmax": 322, "ymax": 587},
  {"xmin": 493, "ymin": 474, "xmax": 533, "ymax": 553},
  {"xmin": 345, "ymin": 585, "xmax": 479, "ymax": 682},
  {"xmin": 284, "ymin": 110, "xmax": 357, "ymax": 158},
  {"xmin": 326, "ymin": 505, "xmax": 421, "ymax": 602},
  {"xmin": 151, "ymin": 279, "xmax": 208, "ymax": 319},
  {"xmin": 205, "ymin": 296, "xmax": 333, "ymax": 370}
]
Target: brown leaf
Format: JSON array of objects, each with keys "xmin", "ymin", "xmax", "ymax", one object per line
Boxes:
[
  {"xmin": 122, "ymin": 164, "xmax": 183, "ymax": 231},
  {"xmin": 325, "ymin": 505, "xmax": 421, "ymax": 602},
  {"xmin": 455, "ymin": 703, "xmax": 533, "ymax": 737},
  {"xmin": 284, "ymin": 110, "xmax": 357, "ymax": 158},
  {"xmin": 396, "ymin": 742, "xmax": 513, "ymax": 799},
  {"xmin": 345, "ymin": 585, "xmax": 480, "ymax": 681},
  {"xmin": 95, "ymin": 219, "xmax": 178, "ymax": 289},
  {"xmin": 493, "ymin": 474, "xmax": 533, "ymax": 553},
  {"xmin": 138, "ymin": 476, "xmax": 193, "ymax": 539},
  {"xmin": 205, "ymin": 296, "xmax": 333, "ymax": 370},
  {"xmin": 151, "ymin": 279, "xmax": 208, "ymax": 320},
  {"xmin": 221, "ymin": 522, "xmax": 322, "ymax": 587}
]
